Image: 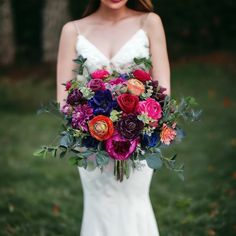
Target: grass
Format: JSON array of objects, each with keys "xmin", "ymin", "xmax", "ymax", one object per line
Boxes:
[{"xmin": 0, "ymin": 62, "xmax": 236, "ymax": 236}]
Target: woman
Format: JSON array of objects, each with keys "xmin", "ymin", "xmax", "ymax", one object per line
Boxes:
[{"xmin": 57, "ymin": 0, "xmax": 170, "ymax": 235}]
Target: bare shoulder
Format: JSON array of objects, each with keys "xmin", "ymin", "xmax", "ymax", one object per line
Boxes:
[
  {"xmin": 61, "ymin": 21, "xmax": 77, "ymax": 36},
  {"xmin": 144, "ymin": 12, "xmax": 166, "ymax": 41},
  {"xmin": 146, "ymin": 12, "xmax": 163, "ymax": 30}
]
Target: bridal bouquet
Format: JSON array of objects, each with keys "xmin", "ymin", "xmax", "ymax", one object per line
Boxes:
[{"xmin": 34, "ymin": 55, "xmax": 201, "ymax": 181}]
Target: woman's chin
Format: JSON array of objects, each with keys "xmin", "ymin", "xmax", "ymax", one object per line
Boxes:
[{"xmin": 101, "ymin": 0, "xmax": 128, "ymax": 10}]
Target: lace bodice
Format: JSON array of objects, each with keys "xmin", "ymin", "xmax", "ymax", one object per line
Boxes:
[{"xmin": 75, "ymin": 28, "xmax": 150, "ymax": 74}]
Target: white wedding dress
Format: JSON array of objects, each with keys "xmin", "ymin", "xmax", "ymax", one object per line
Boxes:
[{"xmin": 74, "ymin": 22, "xmax": 160, "ymax": 236}]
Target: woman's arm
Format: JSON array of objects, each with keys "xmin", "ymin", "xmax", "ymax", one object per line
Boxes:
[
  {"xmin": 145, "ymin": 13, "xmax": 171, "ymax": 96},
  {"xmin": 56, "ymin": 21, "xmax": 78, "ymax": 108}
]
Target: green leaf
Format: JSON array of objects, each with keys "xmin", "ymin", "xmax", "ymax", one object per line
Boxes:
[
  {"xmin": 33, "ymin": 148, "xmax": 45, "ymax": 157},
  {"xmin": 59, "ymin": 149, "xmax": 67, "ymax": 158},
  {"xmin": 96, "ymin": 151, "xmax": 110, "ymax": 166},
  {"xmin": 145, "ymin": 153, "xmax": 163, "ymax": 169},
  {"xmin": 68, "ymin": 156, "xmax": 79, "ymax": 165},
  {"xmin": 59, "ymin": 133, "xmax": 73, "ymax": 148}
]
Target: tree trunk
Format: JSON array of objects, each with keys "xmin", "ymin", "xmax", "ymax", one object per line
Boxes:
[
  {"xmin": 0, "ymin": 0, "xmax": 15, "ymax": 65},
  {"xmin": 42, "ymin": 0, "xmax": 70, "ymax": 63}
]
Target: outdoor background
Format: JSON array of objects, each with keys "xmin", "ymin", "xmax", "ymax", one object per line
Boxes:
[{"xmin": 0, "ymin": 0, "xmax": 236, "ymax": 235}]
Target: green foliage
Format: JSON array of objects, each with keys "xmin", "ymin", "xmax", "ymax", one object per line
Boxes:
[
  {"xmin": 134, "ymin": 57, "xmax": 153, "ymax": 70},
  {"xmin": 145, "ymin": 152, "xmax": 163, "ymax": 169}
]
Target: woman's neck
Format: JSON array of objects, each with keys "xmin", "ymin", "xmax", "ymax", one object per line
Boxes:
[{"xmin": 95, "ymin": 4, "xmax": 131, "ymax": 22}]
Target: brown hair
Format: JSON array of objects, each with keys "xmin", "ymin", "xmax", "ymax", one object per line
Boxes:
[{"xmin": 82, "ymin": 0, "xmax": 154, "ymax": 17}]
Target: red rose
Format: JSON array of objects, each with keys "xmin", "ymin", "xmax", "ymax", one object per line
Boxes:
[
  {"xmin": 133, "ymin": 69, "xmax": 151, "ymax": 82},
  {"xmin": 117, "ymin": 94, "xmax": 139, "ymax": 114}
]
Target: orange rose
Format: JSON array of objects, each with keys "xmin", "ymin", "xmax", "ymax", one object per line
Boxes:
[
  {"xmin": 88, "ymin": 115, "xmax": 114, "ymax": 141},
  {"xmin": 127, "ymin": 78, "xmax": 145, "ymax": 96}
]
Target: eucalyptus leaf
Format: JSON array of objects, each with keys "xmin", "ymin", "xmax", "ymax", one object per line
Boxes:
[
  {"xmin": 60, "ymin": 133, "xmax": 73, "ymax": 148},
  {"xmin": 96, "ymin": 152, "xmax": 110, "ymax": 166},
  {"xmin": 33, "ymin": 148, "xmax": 45, "ymax": 157},
  {"xmin": 145, "ymin": 153, "xmax": 163, "ymax": 169}
]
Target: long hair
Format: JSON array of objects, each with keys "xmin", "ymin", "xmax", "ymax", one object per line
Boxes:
[{"xmin": 82, "ymin": 0, "xmax": 154, "ymax": 17}]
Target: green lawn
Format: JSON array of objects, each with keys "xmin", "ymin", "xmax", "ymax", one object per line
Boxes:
[{"xmin": 0, "ymin": 63, "xmax": 236, "ymax": 236}]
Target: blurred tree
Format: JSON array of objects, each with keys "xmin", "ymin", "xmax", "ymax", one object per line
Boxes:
[
  {"xmin": 0, "ymin": 0, "xmax": 15, "ymax": 65},
  {"xmin": 11, "ymin": 0, "xmax": 44, "ymax": 63},
  {"xmin": 42, "ymin": 0, "xmax": 71, "ymax": 62}
]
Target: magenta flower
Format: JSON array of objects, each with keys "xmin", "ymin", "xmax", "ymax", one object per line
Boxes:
[
  {"xmin": 105, "ymin": 131, "xmax": 139, "ymax": 160},
  {"xmin": 91, "ymin": 69, "xmax": 110, "ymax": 80},
  {"xmin": 108, "ymin": 77, "xmax": 125, "ymax": 86},
  {"xmin": 71, "ymin": 104, "xmax": 93, "ymax": 131}
]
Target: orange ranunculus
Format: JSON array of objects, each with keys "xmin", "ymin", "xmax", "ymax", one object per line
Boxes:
[
  {"xmin": 88, "ymin": 115, "xmax": 114, "ymax": 141},
  {"xmin": 160, "ymin": 123, "xmax": 177, "ymax": 145},
  {"xmin": 127, "ymin": 78, "xmax": 145, "ymax": 96}
]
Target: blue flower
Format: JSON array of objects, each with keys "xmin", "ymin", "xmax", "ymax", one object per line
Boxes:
[
  {"xmin": 141, "ymin": 132, "xmax": 160, "ymax": 148},
  {"xmin": 88, "ymin": 89, "xmax": 117, "ymax": 116},
  {"xmin": 119, "ymin": 73, "xmax": 129, "ymax": 80},
  {"xmin": 82, "ymin": 136, "xmax": 99, "ymax": 148}
]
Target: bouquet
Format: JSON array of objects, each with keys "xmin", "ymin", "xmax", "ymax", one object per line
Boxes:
[{"xmin": 34, "ymin": 55, "xmax": 202, "ymax": 181}]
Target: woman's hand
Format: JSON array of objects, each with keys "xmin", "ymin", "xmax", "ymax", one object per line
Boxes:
[
  {"xmin": 145, "ymin": 13, "xmax": 171, "ymax": 96},
  {"xmin": 56, "ymin": 21, "xmax": 78, "ymax": 108}
]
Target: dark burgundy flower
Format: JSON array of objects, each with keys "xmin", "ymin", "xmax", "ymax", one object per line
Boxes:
[
  {"xmin": 116, "ymin": 114, "xmax": 144, "ymax": 140},
  {"xmin": 67, "ymin": 89, "xmax": 83, "ymax": 105},
  {"xmin": 151, "ymin": 80, "xmax": 167, "ymax": 106},
  {"xmin": 112, "ymin": 140, "xmax": 131, "ymax": 154},
  {"xmin": 88, "ymin": 79, "xmax": 106, "ymax": 91}
]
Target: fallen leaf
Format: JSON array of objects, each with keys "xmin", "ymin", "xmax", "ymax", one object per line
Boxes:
[
  {"xmin": 223, "ymin": 97, "xmax": 233, "ymax": 108},
  {"xmin": 230, "ymin": 139, "xmax": 236, "ymax": 147},
  {"xmin": 208, "ymin": 89, "xmax": 216, "ymax": 98},
  {"xmin": 232, "ymin": 172, "xmax": 236, "ymax": 179},
  {"xmin": 52, "ymin": 203, "xmax": 60, "ymax": 216},
  {"xmin": 207, "ymin": 229, "xmax": 216, "ymax": 236},
  {"xmin": 208, "ymin": 165, "xmax": 215, "ymax": 172}
]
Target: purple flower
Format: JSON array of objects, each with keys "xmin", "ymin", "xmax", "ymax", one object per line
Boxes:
[
  {"xmin": 67, "ymin": 89, "xmax": 83, "ymax": 105},
  {"xmin": 119, "ymin": 73, "xmax": 129, "ymax": 80},
  {"xmin": 88, "ymin": 79, "xmax": 106, "ymax": 91},
  {"xmin": 88, "ymin": 89, "xmax": 117, "ymax": 116},
  {"xmin": 151, "ymin": 80, "xmax": 167, "ymax": 106},
  {"xmin": 116, "ymin": 114, "xmax": 144, "ymax": 140},
  {"xmin": 61, "ymin": 104, "xmax": 72, "ymax": 116},
  {"xmin": 71, "ymin": 104, "xmax": 93, "ymax": 131}
]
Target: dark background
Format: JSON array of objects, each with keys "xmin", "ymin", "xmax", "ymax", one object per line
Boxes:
[
  {"xmin": 0, "ymin": 1, "xmax": 236, "ymax": 236},
  {"xmin": 5, "ymin": 0, "xmax": 236, "ymax": 63}
]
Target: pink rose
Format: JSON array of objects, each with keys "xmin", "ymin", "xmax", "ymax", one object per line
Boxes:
[
  {"xmin": 91, "ymin": 69, "xmax": 110, "ymax": 80},
  {"xmin": 133, "ymin": 69, "xmax": 152, "ymax": 82},
  {"xmin": 136, "ymin": 98, "xmax": 162, "ymax": 120},
  {"xmin": 160, "ymin": 123, "xmax": 177, "ymax": 145},
  {"xmin": 88, "ymin": 79, "xmax": 106, "ymax": 91},
  {"xmin": 105, "ymin": 131, "xmax": 139, "ymax": 160}
]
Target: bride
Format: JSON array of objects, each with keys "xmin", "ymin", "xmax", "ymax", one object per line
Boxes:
[{"xmin": 56, "ymin": 0, "xmax": 170, "ymax": 235}]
